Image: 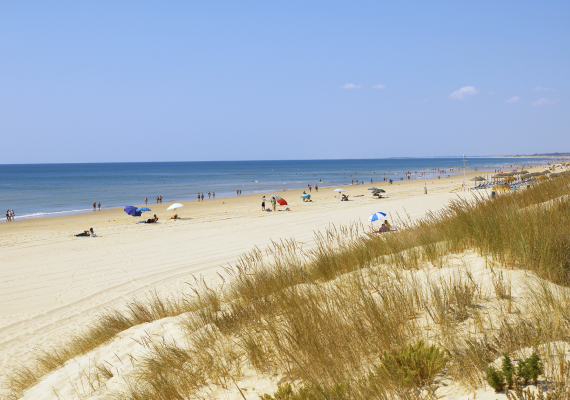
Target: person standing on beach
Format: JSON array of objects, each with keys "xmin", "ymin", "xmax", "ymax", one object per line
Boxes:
[
  {"xmin": 145, "ymin": 197, "xmax": 148, "ymax": 205},
  {"xmin": 213, "ymin": 192, "xmax": 215, "ymax": 199},
  {"xmin": 201, "ymin": 193, "xmax": 204, "ymax": 201},
  {"xmin": 156, "ymin": 196, "xmax": 159, "ymax": 204},
  {"xmin": 98, "ymin": 202, "xmax": 101, "ymax": 211},
  {"xmin": 93, "ymin": 202, "xmax": 96, "ymax": 211},
  {"xmin": 315, "ymin": 184, "xmax": 318, "ymax": 192},
  {"xmin": 198, "ymin": 193, "xmax": 200, "ymax": 201},
  {"xmin": 6, "ymin": 210, "xmax": 10, "ymax": 222},
  {"xmin": 208, "ymin": 191, "xmax": 211, "ymax": 199},
  {"xmin": 11, "ymin": 210, "xmax": 15, "ymax": 221},
  {"xmin": 261, "ymin": 196, "xmax": 266, "ymax": 211}
]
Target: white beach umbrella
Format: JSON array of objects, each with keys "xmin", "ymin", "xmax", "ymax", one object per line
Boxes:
[
  {"xmin": 334, "ymin": 188, "xmax": 345, "ymax": 192},
  {"xmin": 268, "ymin": 195, "xmax": 282, "ymax": 201},
  {"xmin": 167, "ymin": 203, "xmax": 184, "ymax": 211}
]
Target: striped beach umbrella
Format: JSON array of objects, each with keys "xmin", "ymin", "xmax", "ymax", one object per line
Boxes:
[{"xmin": 368, "ymin": 212, "xmax": 387, "ymax": 222}]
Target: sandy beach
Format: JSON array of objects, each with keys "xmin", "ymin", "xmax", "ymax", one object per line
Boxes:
[{"xmin": 0, "ymin": 164, "xmax": 552, "ymax": 385}]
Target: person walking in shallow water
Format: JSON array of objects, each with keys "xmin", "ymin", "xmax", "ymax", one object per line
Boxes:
[
  {"xmin": 145, "ymin": 197, "xmax": 148, "ymax": 205},
  {"xmin": 98, "ymin": 202, "xmax": 101, "ymax": 211},
  {"xmin": 93, "ymin": 202, "xmax": 96, "ymax": 211}
]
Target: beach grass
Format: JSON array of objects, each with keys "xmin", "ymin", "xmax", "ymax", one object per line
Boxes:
[{"xmin": 5, "ymin": 174, "xmax": 570, "ymax": 399}]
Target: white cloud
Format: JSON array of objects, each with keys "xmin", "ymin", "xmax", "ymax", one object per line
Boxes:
[
  {"xmin": 533, "ymin": 87, "xmax": 556, "ymax": 92},
  {"xmin": 449, "ymin": 86, "xmax": 479, "ymax": 100},
  {"xmin": 372, "ymin": 84, "xmax": 386, "ymax": 89},
  {"xmin": 505, "ymin": 96, "xmax": 521, "ymax": 103},
  {"xmin": 341, "ymin": 83, "xmax": 361, "ymax": 89},
  {"xmin": 532, "ymin": 98, "xmax": 559, "ymax": 106}
]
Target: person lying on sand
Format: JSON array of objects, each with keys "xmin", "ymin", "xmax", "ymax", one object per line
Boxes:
[
  {"xmin": 76, "ymin": 228, "xmax": 96, "ymax": 237},
  {"xmin": 170, "ymin": 214, "xmax": 179, "ymax": 219},
  {"xmin": 139, "ymin": 215, "xmax": 159, "ymax": 224}
]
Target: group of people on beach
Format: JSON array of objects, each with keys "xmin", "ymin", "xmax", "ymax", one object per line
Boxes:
[
  {"xmin": 5, "ymin": 209, "xmax": 15, "ymax": 222},
  {"xmin": 261, "ymin": 196, "xmax": 277, "ymax": 211},
  {"xmin": 307, "ymin": 184, "xmax": 318, "ymax": 192},
  {"xmin": 142, "ymin": 196, "xmax": 163, "ymax": 204},
  {"xmin": 195, "ymin": 192, "xmax": 217, "ymax": 201},
  {"xmin": 378, "ymin": 220, "xmax": 391, "ymax": 233},
  {"xmin": 92, "ymin": 202, "xmax": 101, "ymax": 211}
]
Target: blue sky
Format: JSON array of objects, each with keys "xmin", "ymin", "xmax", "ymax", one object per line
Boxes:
[{"xmin": 1, "ymin": 1, "xmax": 568, "ymax": 163}]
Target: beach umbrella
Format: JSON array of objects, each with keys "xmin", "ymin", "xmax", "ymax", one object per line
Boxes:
[
  {"xmin": 268, "ymin": 195, "xmax": 282, "ymax": 202},
  {"xmin": 137, "ymin": 207, "xmax": 151, "ymax": 212},
  {"xmin": 334, "ymin": 188, "xmax": 345, "ymax": 192},
  {"xmin": 124, "ymin": 206, "xmax": 141, "ymax": 217},
  {"xmin": 277, "ymin": 198, "xmax": 288, "ymax": 206},
  {"xmin": 368, "ymin": 212, "xmax": 387, "ymax": 222},
  {"xmin": 469, "ymin": 176, "xmax": 485, "ymax": 181},
  {"xmin": 301, "ymin": 194, "xmax": 310, "ymax": 199},
  {"xmin": 368, "ymin": 187, "xmax": 378, "ymax": 190},
  {"xmin": 167, "ymin": 203, "xmax": 184, "ymax": 211}
]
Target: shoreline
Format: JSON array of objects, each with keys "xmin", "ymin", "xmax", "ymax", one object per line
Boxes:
[
  {"xmin": 0, "ymin": 167, "xmax": 521, "ymax": 234},
  {"xmin": 2, "ymin": 159, "xmax": 554, "ymax": 225}
]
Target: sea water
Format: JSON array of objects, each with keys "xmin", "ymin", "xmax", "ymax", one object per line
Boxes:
[{"xmin": 0, "ymin": 158, "xmax": 544, "ymax": 220}]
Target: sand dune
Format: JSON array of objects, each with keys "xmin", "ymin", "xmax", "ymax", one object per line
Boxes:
[{"xmin": 0, "ymin": 164, "xmax": 552, "ymax": 397}]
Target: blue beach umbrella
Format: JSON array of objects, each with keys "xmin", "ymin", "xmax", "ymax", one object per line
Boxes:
[
  {"xmin": 124, "ymin": 206, "xmax": 142, "ymax": 217},
  {"xmin": 137, "ymin": 207, "xmax": 151, "ymax": 212},
  {"xmin": 300, "ymin": 194, "xmax": 310, "ymax": 199},
  {"xmin": 368, "ymin": 212, "xmax": 387, "ymax": 222}
]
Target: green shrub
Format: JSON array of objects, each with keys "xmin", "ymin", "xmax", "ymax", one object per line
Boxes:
[
  {"xmin": 485, "ymin": 366, "xmax": 505, "ymax": 392},
  {"xmin": 261, "ymin": 382, "xmax": 349, "ymax": 400},
  {"xmin": 501, "ymin": 353, "xmax": 515, "ymax": 388},
  {"xmin": 261, "ymin": 383, "xmax": 294, "ymax": 400},
  {"xmin": 379, "ymin": 340, "xmax": 448, "ymax": 387},
  {"xmin": 517, "ymin": 353, "xmax": 543, "ymax": 385}
]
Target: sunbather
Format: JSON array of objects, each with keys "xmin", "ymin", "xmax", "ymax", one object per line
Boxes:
[
  {"xmin": 145, "ymin": 215, "xmax": 159, "ymax": 223},
  {"xmin": 76, "ymin": 228, "xmax": 96, "ymax": 237},
  {"xmin": 170, "ymin": 214, "xmax": 179, "ymax": 219}
]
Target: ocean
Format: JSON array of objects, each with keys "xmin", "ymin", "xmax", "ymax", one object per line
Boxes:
[{"xmin": 0, "ymin": 158, "xmax": 544, "ymax": 220}]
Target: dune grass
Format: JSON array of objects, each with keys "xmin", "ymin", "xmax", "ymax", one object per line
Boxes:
[{"xmin": 5, "ymin": 174, "xmax": 570, "ymax": 399}]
